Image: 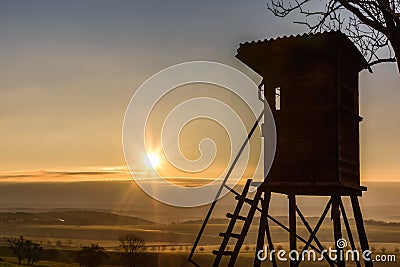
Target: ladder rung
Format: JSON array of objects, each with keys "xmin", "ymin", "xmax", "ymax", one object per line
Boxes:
[
  {"xmin": 219, "ymin": 232, "xmax": 241, "ymax": 239},
  {"xmin": 235, "ymin": 195, "xmax": 254, "ymax": 205},
  {"xmin": 226, "ymin": 213, "xmax": 247, "ymax": 221},
  {"xmin": 212, "ymin": 250, "xmax": 234, "ymax": 256}
]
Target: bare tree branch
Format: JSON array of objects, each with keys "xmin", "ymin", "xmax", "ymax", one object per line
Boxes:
[
  {"xmin": 369, "ymin": 57, "xmax": 397, "ymax": 66},
  {"xmin": 267, "ymin": 0, "xmax": 400, "ymax": 72}
]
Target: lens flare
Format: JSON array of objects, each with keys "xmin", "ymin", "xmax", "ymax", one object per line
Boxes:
[{"xmin": 147, "ymin": 153, "xmax": 160, "ymax": 168}]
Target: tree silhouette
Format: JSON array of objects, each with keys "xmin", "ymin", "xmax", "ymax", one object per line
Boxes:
[
  {"xmin": 8, "ymin": 236, "xmax": 43, "ymax": 265},
  {"xmin": 267, "ymin": 0, "xmax": 400, "ymax": 72},
  {"xmin": 118, "ymin": 233, "xmax": 145, "ymax": 267},
  {"xmin": 76, "ymin": 244, "xmax": 108, "ymax": 267},
  {"xmin": 25, "ymin": 241, "xmax": 43, "ymax": 265},
  {"xmin": 8, "ymin": 236, "xmax": 26, "ymax": 265}
]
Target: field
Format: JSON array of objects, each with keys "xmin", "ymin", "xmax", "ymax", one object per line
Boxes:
[
  {"xmin": 0, "ymin": 211, "xmax": 399, "ymax": 266},
  {"xmin": 0, "ymin": 250, "xmax": 399, "ymax": 266}
]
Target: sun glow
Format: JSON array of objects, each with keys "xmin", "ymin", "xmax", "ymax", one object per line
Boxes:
[{"xmin": 147, "ymin": 153, "xmax": 160, "ymax": 168}]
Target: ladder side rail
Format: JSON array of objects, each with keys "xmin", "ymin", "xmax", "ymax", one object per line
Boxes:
[{"xmin": 188, "ymin": 110, "xmax": 264, "ymax": 265}]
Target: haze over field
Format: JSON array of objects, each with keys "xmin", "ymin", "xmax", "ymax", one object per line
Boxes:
[{"xmin": 0, "ymin": 181, "xmax": 398, "ymax": 224}]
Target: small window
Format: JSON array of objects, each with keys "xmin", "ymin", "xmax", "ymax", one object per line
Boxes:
[
  {"xmin": 275, "ymin": 87, "xmax": 281, "ymax": 110},
  {"xmin": 258, "ymin": 83, "xmax": 265, "ymax": 101}
]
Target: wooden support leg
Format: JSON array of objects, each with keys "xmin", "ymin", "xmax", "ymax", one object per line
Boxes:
[
  {"xmin": 339, "ymin": 198, "xmax": 361, "ymax": 267},
  {"xmin": 265, "ymin": 193, "xmax": 277, "ymax": 267},
  {"xmin": 350, "ymin": 194, "xmax": 373, "ymax": 267},
  {"xmin": 289, "ymin": 194, "xmax": 296, "ymax": 267},
  {"xmin": 254, "ymin": 193, "xmax": 268, "ymax": 267},
  {"xmin": 331, "ymin": 196, "xmax": 344, "ymax": 267}
]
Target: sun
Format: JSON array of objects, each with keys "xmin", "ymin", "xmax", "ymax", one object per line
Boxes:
[{"xmin": 147, "ymin": 153, "xmax": 160, "ymax": 168}]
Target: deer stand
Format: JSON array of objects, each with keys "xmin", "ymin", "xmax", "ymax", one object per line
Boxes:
[{"xmin": 188, "ymin": 32, "xmax": 373, "ymax": 267}]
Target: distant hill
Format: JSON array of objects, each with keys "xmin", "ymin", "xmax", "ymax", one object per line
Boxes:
[
  {"xmin": 181, "ymin": 218, "xmax": 230, "ymax": 224},
  {"xmin": 0, "ymin": 181, "xmax": 400, "ymax": 223},
  {"xmin": 179, "ymin": 217, "xmax": 400, "ymax": 227},
  {"xmin": 0, "ymin": 210, "xmax": 155, "ymax": 226},
  {"xmin": 364, "ymin": 219, "xmax": 400, "ymax": 227}
]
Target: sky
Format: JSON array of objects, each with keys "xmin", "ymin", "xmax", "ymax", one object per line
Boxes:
[{"xmin": 0, "ymin": 0, "xmax": 399, "ymax": 182}]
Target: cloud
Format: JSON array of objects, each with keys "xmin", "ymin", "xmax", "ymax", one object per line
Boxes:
[
  {"xmin": 43, "ymin": 171, "xmax": 116, "ymax": 176},
  {"xmin": 0, "ymin": 169, "xmax": 131, "ymax": 182}
]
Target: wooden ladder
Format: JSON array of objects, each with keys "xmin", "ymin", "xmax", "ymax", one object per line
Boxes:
[{"xmin": 212, "ymin": 179, "xmax": 262, "ymax": 267}]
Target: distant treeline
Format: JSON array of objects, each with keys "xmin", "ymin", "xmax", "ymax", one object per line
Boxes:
[
  {"xmin": 1, "ymin": 210, "xmax": 399, "ymax": 228},
  {"xmin": 0, "ymin": 246, "xmax": 191, "ymax": 266},
  {"xmin": 0, "ymin": 211, "xmax": 155, "ymax": 226},
  {"xmin": 182, "ymin": 217, "xmax": 400, "ymax": 226},
  {"xmin": 364, "ymin": 219, "xmax": 400, "ymax": 226}
]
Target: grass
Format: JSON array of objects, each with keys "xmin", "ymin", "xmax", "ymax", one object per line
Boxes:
[
  {"xmin": 2, "ymin": 221, "xmax": 400, "ymax": 248},
  {"xmin": 0, "ymin": 251, "xmax": 398, "ymax": 267},
  {"xmin": 0, "ymin": 256, "xmax": 79, "ymax": 267},
  {"xmin": 0, "ymin": 214, "xmax": 399, "ymax": 266}
]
